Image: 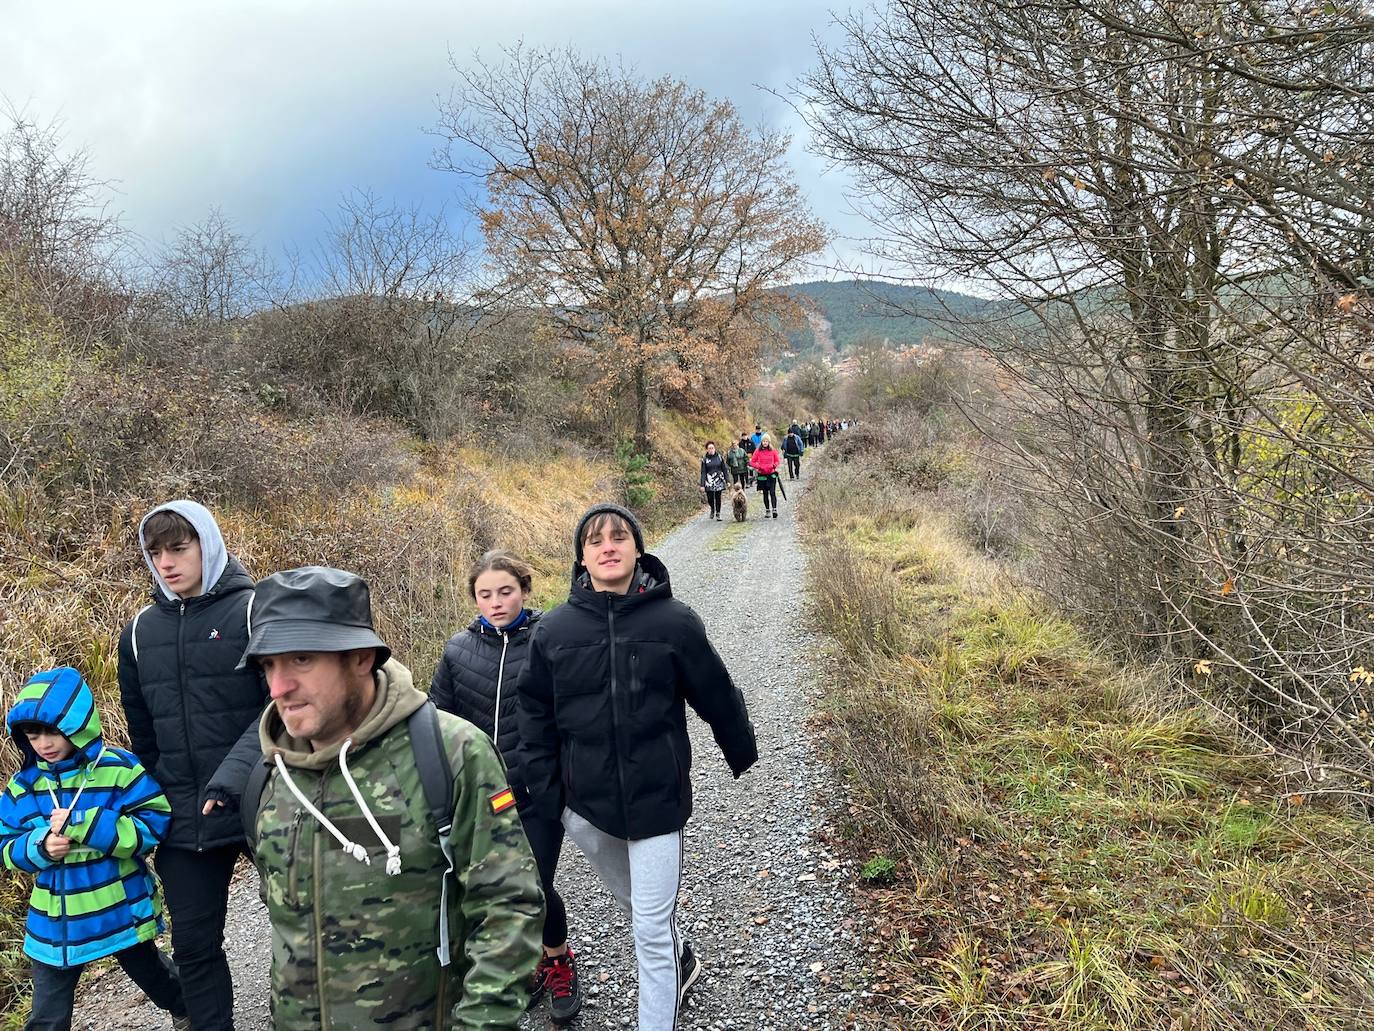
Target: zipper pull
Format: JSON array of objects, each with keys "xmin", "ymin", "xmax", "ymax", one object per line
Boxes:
[{"xmin": 180, "ymin": 601, "xmax": 186, "ymax": 616}]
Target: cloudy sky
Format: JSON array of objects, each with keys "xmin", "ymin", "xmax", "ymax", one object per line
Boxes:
[{"xmin": 2, "ymin": 0, "xmax": 875, "ymax": 278}]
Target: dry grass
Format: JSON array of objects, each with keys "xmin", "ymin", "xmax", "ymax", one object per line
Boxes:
[{"xmin": 799, "ymin": 440, "xmax": 1374, "ymax": 1030}]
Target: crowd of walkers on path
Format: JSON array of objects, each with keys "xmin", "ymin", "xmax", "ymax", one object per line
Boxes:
[
  {"xmin": 2, "ymin": 495, "xmax": 757, "ymax": 1031},
  {"xmin": 704, "ymin": 418, "xmax": 854, "ymax": 522}
]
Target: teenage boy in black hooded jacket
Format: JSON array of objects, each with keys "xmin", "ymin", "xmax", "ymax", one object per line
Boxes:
[
  {"xmin": 516, "ymin": 503, "xmax": 757, "ymax": 1031},
  {"xmin": 118, "ymin": 500, "xmax": 267, "ymax": 1031}
]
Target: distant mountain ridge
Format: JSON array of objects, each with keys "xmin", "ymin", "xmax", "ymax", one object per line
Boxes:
[{"xmin": 775, "ymin": 279, "xmax": 991, "ymax": 364}]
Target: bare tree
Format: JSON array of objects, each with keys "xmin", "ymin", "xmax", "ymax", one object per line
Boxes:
[
  {"xmin": 262, "ymin": 189, "xmax": 477, "ymax": 439},
  {"xmin": 0, "ymin": 109, "xmax": 125, "ymax": 335},
  {"xmin": 789, "ymin": 356, "xmax": 837, "ymax": 412},
  {"xmin": 802, "ymin": 0, "xmax": 1374, "ymax": 787},
  {"xmin": 435, "ymin": 46, "xmax": 827, "ymax": 449},
  {"xmin": 150, "ymin": 207, "xmax": 273, "ymax": 324}
]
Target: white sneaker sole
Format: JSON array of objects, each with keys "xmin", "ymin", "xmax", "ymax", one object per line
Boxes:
[{"xmin": 679, "ymin": 956, "xmax": 703, "ymax": 1001}]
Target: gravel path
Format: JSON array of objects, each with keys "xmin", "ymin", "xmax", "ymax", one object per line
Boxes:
[{"xmin": 76, "ymin": 463, "xmax": 871, "ymax": 1029}]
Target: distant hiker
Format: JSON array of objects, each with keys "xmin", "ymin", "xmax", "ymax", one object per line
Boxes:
[
  {"xmin": 431, "ymin": 550, "xmax": 583, "ymax": 1023},
  {"xmin": 700, "ymin": 441, "xmax": 729, "ymax": 521},
  {"xmin": 2, "ymin": 667, "xmax": 191, "ymax": 1031},
  {"xmin": 725, "ymin": 438, "xmax": 750, "ymax": 488},
  {"xmin": 118, "ymin": 500, "xmax": 266, "ymax": 1031},
  {"xmin": 242, "ymin": 566, "xmax": 543, "ymax": 1029},
  {"xmin": 750, "ymin": 424, "xmax": 763, "ymax": 449},
  {"xmin": 787, "ymin": 421, "xmax": 803, "ymax": 443},
  {"xmin": 782, "ymin": 428, "xmax": 806, "ymax": 480},
  {"xmin": 750, "ymin": 433, "xmax": 783, "ymax": 518},
  {"xmin": 517, "ymin": 504, "xmax": 758, "ymax": 1031},
  {"xmin": 816, "ymin": 419, "xmax": 827, "ymax": 444},
  {"xmin": 740, "ymin": 432, "xmax": 757, "ymax": 485}
]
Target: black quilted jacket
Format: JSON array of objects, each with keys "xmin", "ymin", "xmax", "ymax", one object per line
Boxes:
[
  {"xmin": 429, "ymin": 610, "xmax": 542, "ymax": 788},
  {"xmin": 117, "ymin": 557, "xmax": 268, "ymax": 850},
  {"xmin": 516, "ymin": 555, "xmax": 758, "ymax": 839}
]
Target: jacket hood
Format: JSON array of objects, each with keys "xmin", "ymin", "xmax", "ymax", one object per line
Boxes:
[
  {"xmin": 259, "ymin": 657, "xmax": 427, "ymax": 769},
  {"xmin": 5, "ymin": 666, "xmax": 104, "ymax": 770},
  {"xmin": 568, "ymin": 553, "xmax": 673, "ymax": 613},
  {"xmin": 139, "ymin": 499, "xmax": 230, "ymax": 602}
]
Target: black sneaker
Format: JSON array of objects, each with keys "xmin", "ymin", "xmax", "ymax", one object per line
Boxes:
[
  {"xmin": 679, "ymin": 942, "xmax": 702, "ymax": 1002},
  {"xmin": 547, "ymin": 947, "xmax": 583, "ymax": 1024},
  {"xmin": 772, "ymin": 510, "xmax": 779, "ymax": 518}
]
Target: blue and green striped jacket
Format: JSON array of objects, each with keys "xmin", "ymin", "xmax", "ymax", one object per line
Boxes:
[{"xmin": 1, "ymin": 666, "xmax": 172, "ymax": 967}]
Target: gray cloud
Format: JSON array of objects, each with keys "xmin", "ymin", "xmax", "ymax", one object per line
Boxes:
[{"xmin": 2, "ymin": 0, "xmax": 869, "ymax": 275}]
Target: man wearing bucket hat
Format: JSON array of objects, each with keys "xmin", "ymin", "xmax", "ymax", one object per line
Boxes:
[{"xmin": 240, "ymin": 566, "xmax": 543, "ymax": 1030}]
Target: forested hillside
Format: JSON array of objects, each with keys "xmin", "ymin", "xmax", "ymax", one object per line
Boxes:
[{"xmin": 777, "ymin": 279, "xmax": 991, "ymax": 360}]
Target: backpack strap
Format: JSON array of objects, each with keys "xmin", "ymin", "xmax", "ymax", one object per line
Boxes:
[
  {"xmin": 241, "ymin": 753, "xmax": 272, "ymax": 848},
  {"xmin": 406, "ymin": 702, "xmax": 457, "ymax": 966},
  {"xmin": 129, "ymin": 604, "xmax": 154, "ymax": 663}
]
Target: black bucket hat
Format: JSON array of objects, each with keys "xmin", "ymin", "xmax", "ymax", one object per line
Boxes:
[{"xmin": 237, "ymin": 566, "xmax": 391, "ymax": 670}]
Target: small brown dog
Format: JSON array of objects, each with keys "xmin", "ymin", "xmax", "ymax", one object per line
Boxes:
[{"xmin": 731, "ymin": 485, "xmax": 748, "ymax": 522}]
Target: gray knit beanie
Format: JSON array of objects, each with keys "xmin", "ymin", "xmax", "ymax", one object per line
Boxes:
[{"xmin": 573, "ymin": 503, "xmax": 645, "ymax": 564}]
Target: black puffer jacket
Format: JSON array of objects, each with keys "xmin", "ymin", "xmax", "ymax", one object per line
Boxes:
[
  {"xmin": 117, "ymin": 557, "xmax": 268, "ymax": 850},
  {"xmin": 516, "ymin": 554, "xmax": 758, "ymax": 840},
  {"xmin": 429, "ymin": 610, "xmax": 542, "ymax": 787}
]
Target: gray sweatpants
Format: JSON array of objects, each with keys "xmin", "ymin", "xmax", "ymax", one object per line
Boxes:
[{"xmin": 563, "ymin": 808, "xmax": 684, "ymax": 1030}]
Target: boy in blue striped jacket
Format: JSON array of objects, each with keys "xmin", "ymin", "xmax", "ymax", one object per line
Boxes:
[{"xmin": 1, "ymin": 666, "xmax": 189, "ymax": 1031}]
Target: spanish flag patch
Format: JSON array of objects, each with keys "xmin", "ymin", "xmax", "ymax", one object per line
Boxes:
[{"xmin": 489, "ymin": 788, "xmax": 516, "ymax": 814}]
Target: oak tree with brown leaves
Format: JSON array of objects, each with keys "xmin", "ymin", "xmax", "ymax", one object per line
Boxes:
[{"xmin": 435, "ymin": 47, "xmax": 827, "ymax": 448}]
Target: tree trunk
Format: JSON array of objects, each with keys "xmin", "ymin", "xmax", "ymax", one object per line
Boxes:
[{"xmin": 634, "ymin": 359, "xmax": 650, "ymax": 454}]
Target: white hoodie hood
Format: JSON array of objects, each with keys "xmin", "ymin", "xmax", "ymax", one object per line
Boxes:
[{"xmin": 138, "ymin": 499, "xmax": 229, "ymax": 601}]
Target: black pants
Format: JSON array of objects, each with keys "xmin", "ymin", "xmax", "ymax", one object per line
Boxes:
[
  {"xmin": 28, "ymin": 940, "xmax": 186, "ymax": 1031},
  {"xmin": 786, "ymin": 455, "xmax": 800, "ymax": 478},
  {"xmin": 520, "ymin": 810, "xmax": 570, "ymax": 948},
  {"xmin": 730, "ymin": 469, "xmax": 748, "ymax": 487},
  {"xmin": 705, "ymin": 489, "xmax": 723, "ymax": 517},
  {"xmin": 156, "ymin": 843, "xmax": 245, "ymax": 1031},
  {"xmin": 759, "ymin": 479, "xmax": 778, "ymax": 511}
]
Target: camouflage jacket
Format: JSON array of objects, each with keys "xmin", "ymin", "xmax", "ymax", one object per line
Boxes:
[{"xmin": 250, "ymin": 659, "xmax": 543, "ymax": 1030}]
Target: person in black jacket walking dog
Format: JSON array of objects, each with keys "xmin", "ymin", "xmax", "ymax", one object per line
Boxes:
[
  {"xmin": 117, "ymin": 501, "xmax": 267, "ymax": 1031},
  {"xmin": 431, "ymin": 549, "xmax": 583, "ymax": 1024},
  {"xmin": 699, "ymin": 442, "xmax": 729, "ymax": 521},
  {"xmin": 517, "ymin": 503, "xmax": 758, "ymax": 1031}
]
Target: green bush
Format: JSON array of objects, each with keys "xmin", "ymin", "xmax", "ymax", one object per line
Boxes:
[
  {"xmin": 615, "ymin": 439, "xmax": 656, "ymax": 507},
  {"xmin": 860, "ymin": 855, "xmax": 898, "ymax": 884}
]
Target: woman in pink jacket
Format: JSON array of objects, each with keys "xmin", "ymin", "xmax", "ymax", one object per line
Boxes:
[{"xmin": 749, "ymin": 433, "xmax": 783, "ymax": 519}]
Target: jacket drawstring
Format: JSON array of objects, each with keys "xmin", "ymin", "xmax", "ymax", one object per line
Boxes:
[
  {"xmin": 272, "ymin": 748, "xmax": 402, "ymax": 876},
  {"xmin": 44, "ymin": 746, "xmax": 103, "ymax": 814},
  {"xmin": 44, "ymin": 748, "xmax": 104, "ymax": 864},
  {"xmin": 338, "ymin": 739, "xmax": 402, "ymax": 875}
]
